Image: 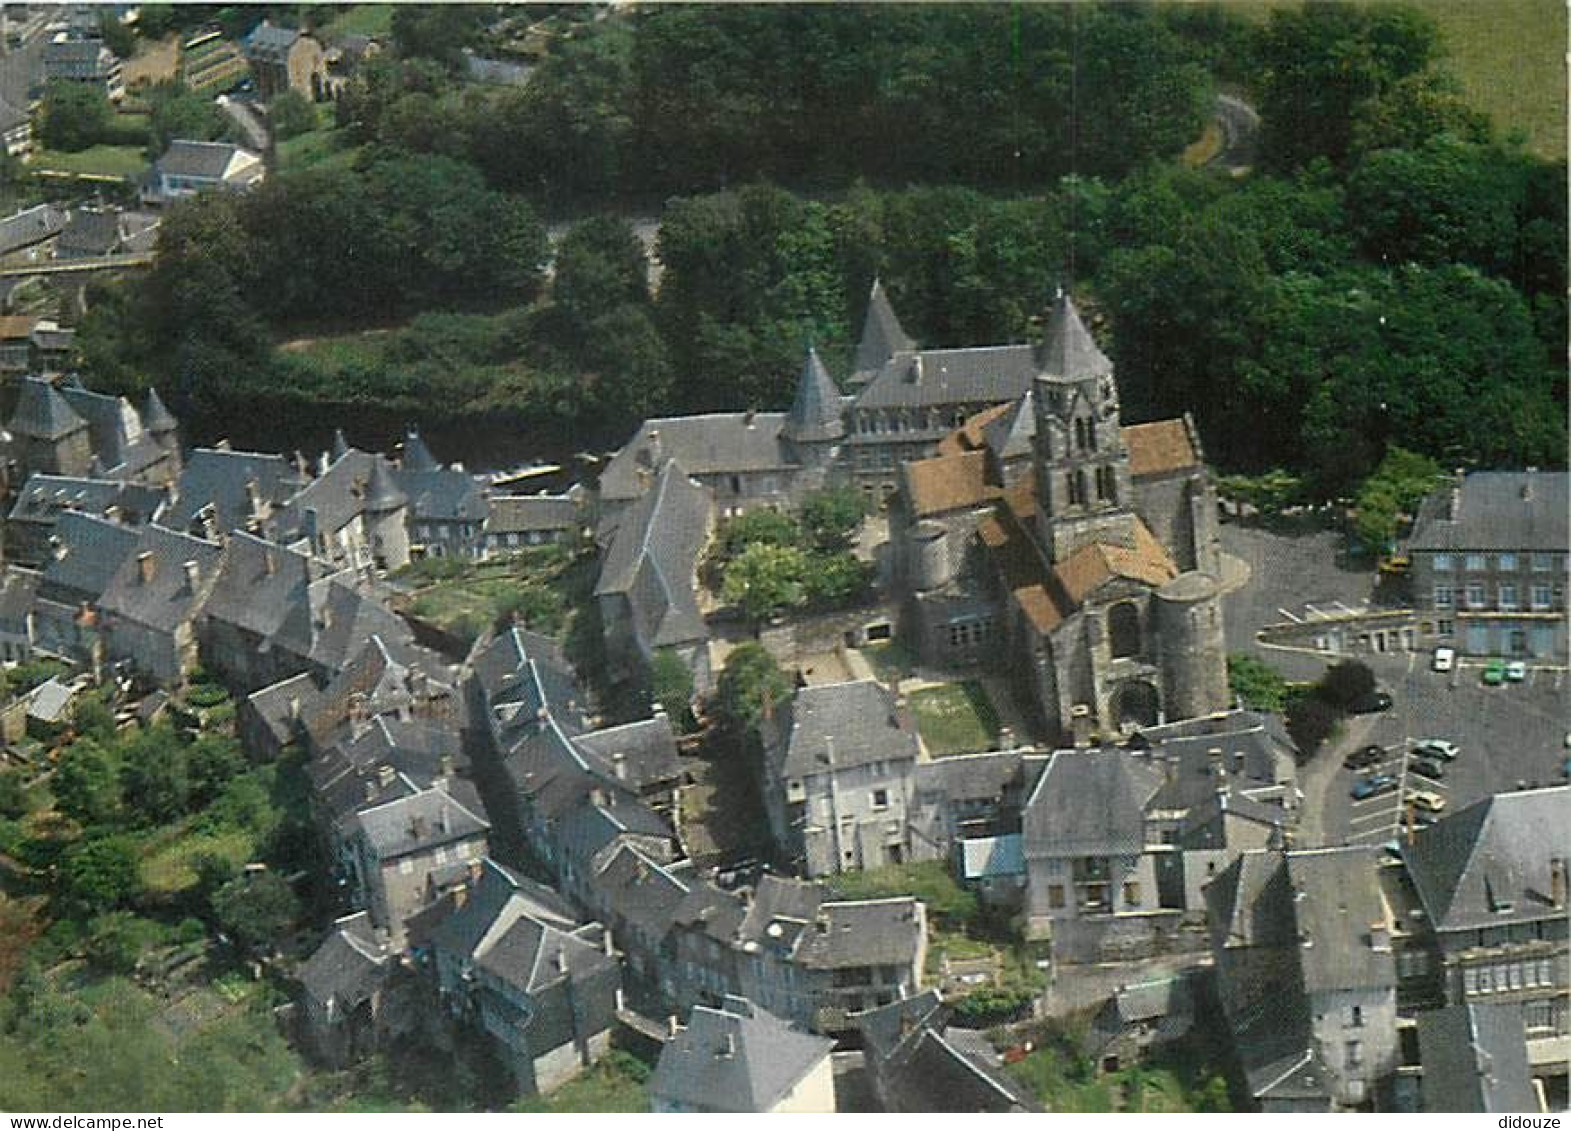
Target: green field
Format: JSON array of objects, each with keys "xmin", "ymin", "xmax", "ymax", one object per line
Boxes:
[
  {"xmin": 276, "ymin": 126, "xmax": 365, "ymax": 174},
  {"xmin": 320, "ymin": 5, "xmax": 397, "ymax": 41},
  {"xmin": 29, "ymin": 145, "xmax": 148, "ymax": 180},
  {"xmin": 908, "ymin": 681, "xmax": 1001, "ymax": 758},
  {"xmin": 1212, "ymin": 0, "xmax": 1566, "ymax": 159}
]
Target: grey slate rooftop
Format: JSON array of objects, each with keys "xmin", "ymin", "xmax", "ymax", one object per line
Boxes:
[
  {"xmin": 1407, "ymin": 470, "xmax": 1569, "ymax": 553},
  {"xmin": 1023, "ymin": 747, "xmax": 1163, "ymax": 858},
  {"xmin": 1417, "ymin": 1001, "xmax": 1538, "ymax": 1113},
  {"xmin": 650, "ymin": 995, "xmax": 834, "ymax": 1113},
  {"xmin": 852, "ymin": 278, "xmax": 918, "ymax": 379},
  {"xmin": 599, "ymin": 415, "xmax": 791, "ymax": 503},
  {"xmin": 349, "ymin": 783, "xmax": 488, "ymax": 862},
  {"xmin": 8, "ymin": 376, "xmax": 86, "ymax": 440},
  {"xmin": 772, "ymin": 679, "xmax": 919, "ymax": 779},
  {"xmin": 155, "ymin": 140, "xmax": 258, "ymax": 181},
  {"xmin": 593, "ymin": 458, "xmax": 711, "ymax": 648}
]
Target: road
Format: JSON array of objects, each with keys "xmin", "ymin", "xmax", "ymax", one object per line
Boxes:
[
  {"xmin": 1212, "ymin": 93, "xmax": 1260, "ymax": 173},
  {"xmin": 217, "ymin": 95, "xmax": 270, "ymax": 154},
  {"xmin": 0, "ymin": 5, "xmax": 61, "ymax": 112}
]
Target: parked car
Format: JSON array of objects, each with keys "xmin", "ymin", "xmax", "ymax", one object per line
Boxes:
[
  {"xmin": 1482, "ymin": 658, "xmax": 1506, "ymax": 685},
  {"xmin": 1505, "ymin": 660, "xmax": 1527, "ymax": 683},
  {"xmin": 1345, "ymin": 745, "xmax": 1386, "ymax": 771},
  {"xmin": 1412, "ymin": 810, "xmax": 1439, "ymax": 829},
  {"xmin": 1414, "ymin": 739, "xmax": 1460, "ymax": 762},
  {"xmin": 1349, "ymin": 690, "xmax": 1394, "ymax": 714},
  {"xmin": 1405, "ymin": 789, "xmax": 1447, "ymax": 814},
  {"xmin": 1432, "ymin": 646, "xmax": 1456, "ymax": 673},
  {"xmin": 1352, "ymin": 773, "xmax": 1398, "ymax": 800},
  {"xmin": 1409, "ymin": 757, "xmax": 1445, "ymax": 781}
]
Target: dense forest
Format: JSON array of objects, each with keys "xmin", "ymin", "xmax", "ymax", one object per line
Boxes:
[{"xmin": 75, "ymin": 2, "xmax": 1566, "ymax": 499}]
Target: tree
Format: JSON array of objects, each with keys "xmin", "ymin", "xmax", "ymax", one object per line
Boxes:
[
  {"xmin": 1353, "ymin": 445, "xmax": 1445, "ymax": 552},
  {"xmin": 722, "ymin": 542, "xmax": 809, "ymax": 623},
  {"xmin": 53, "ymin": 739, "xmax": 123, "ymax": 827},
  {"xmin": 36, "ymin": 81, "xmax": 112, "ymax": 151},
  {"xmin": 391, "ymin": 4, "xmax": 489, "ymax": 69},
  {"xmin": 211, "ymin": 871, "xmax": 299, "ymax": 952},
  {"xmin": 1317, "ymin": 660, "xmax": 1377, "ymax": 711},
  {"xmin": 82, "ymin": 911, "xmax": 159, "ymax": 974},
  {"xmin": 803, "ymin": 551, "xmax": 871, "ymax": 610},
  {"xmin": 1228, "ymin": 654, "xmax": 1288, "ymax": 713},
  {"xmin": 59, "ymin": 835, "xmax": 142, "ymax": 914},
  {"xmin": 1350, "ymin": 70, "xmax": 1492, "ymax": 155},
  {"xmin": 800, "ymin": 487, "xmax": 867, "ymax": 551},
  {"xmin": 145, "ymin": 80, "xmax": 223, "ymax": 154},
  {"xmin": 649, "ymin": 648, "xmax": 696, "ymax": 734},
  {"xmin": 1286, "ymin": 693, "xmax": 1341, "ymax": 758},
  {"xmin": 72, "ymin": 695, "xmax": 116, "ymax": 744},
  {"xmin": 553, "ymin": 216, "xmax": 650, "ymax": 326},
  {"xmin": 187, "ymin": 735, "xmax": 245, "ymax": 808},
  {"xmin": 267, "ymin": 90, "xmax": 317, "ymax": 141},
  {"xmin": 714, "ymin": 642, "xmax": 792, "ymax": 734},
  {"xmin": 0, "ymin": 769, "xmax": 28, "ymax": 820},
  {"xmin": 120, "ymin": 727, "xmax": 192, "ymax": 825},
  {"xmin": 715, "ymin": 508, "xmax": 801, "ymax": 560},
  {"xmin": 96, "ymin": 10, "xmax": 136, "ymax": 59}
]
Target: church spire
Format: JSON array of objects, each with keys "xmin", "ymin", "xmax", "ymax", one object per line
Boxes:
[
  {"xmin": 1036, "ymin": 291, "xmax": 1112, "ymax": 382},
  {"xmin": 783, "ymin": 345, "xmax": 845, "ymax": 444},
  {"xmin": 853, "ymin": 278, "xmax": 916, "ymax": 377}
]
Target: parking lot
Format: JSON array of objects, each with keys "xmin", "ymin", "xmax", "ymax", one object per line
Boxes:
[{"xmin": 1304, "ymin": 654, "xmax": 1567, "ymax": 848}]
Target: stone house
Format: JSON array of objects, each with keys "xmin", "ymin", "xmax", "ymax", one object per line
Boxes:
[
  {"xmin": 143, "ymin": 140, "xmax": 265, "ymax": 206},
  {"xmin": 760, "ymin": 679, "xmax": 928, "ymax": 877},
  {"xmin": 1206, "ymin": 847, "xmax": 1400, "ymax": 1111},
  {"xmin": 5, "ymin": 475, "xmax": 165, "ymax": 566},
  {"xmin": 272, "ymin": 446, "xmax": 411, "ymax": 573},
  {"xmin": 480, "ymin": 494, "xmax": 578, "ymax": 557},
  {"xmin": 296, "ymin": 910, "xmax": 404, "ymax": 1067},
  {"xmin": 429, "ymin": 859, "xmax": 621, "ymax": 1096},
  {"xmin": 4, "ymin": 378, "xmax": 180, "ymax": 487},
  {"xmin": 859, "ymin": 990, "xmax": 1041, "ymax": 1112},
  {"xmin": 95, "ymin": 524, "xmax": 223, "ymax": 686},
  {"xmin": 1406, "ymin": 470, "xmax": 1568, "ymax": 661},
  {"xmin": 649, "ymin": 995, "xmax": 836, "ymax": 1113},
  {"xmin": 42, "ymin": 33, "xmax": 124, "ymax": 100},
  {"xmin": 245, "ymin": 21, "xmax": 328, "ymax": 100}
]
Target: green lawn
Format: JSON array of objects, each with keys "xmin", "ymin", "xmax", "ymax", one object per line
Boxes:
[
  {"xmin": 275, "ymin": 126, "xmax": 365, "ymax": 174},
  {"xmin": 1215, "ymin": 0, "xmax": 1566, "ymax": 159},
  {"xmin": 29, "ymin": 146, "xmax": 148, "ymax": 180},
  {"xmin": 908, "ymin": 681, "xmax": 1000, "ymax": 757},
  {"xmin": 512, "ymin": 1052, "xmax": 651, "ymax": 1113},
  {"xmin": 321, "ymin": 5, "xmax": 397, "ymax": 41},
  {"xmin": 399, "ymin": 547, "xmax": 580, "ymax": 645},
  {"xmin": 860, "ymin": 639, "xmax": 916, "ymax": 683},
  {"xmin": 139, "ymin": 825, "xmax": 256, "ymax": 895}
]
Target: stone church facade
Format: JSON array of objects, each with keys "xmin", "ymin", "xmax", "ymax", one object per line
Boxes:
[{"xmin": 890, "ymin": 295, "xmax": 1229, "ymax": 743}]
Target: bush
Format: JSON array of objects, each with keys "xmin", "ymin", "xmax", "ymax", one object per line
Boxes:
[
  {"xmin": 952, "ymin": 985, "xmax": 1035, "ymax": 1026},
  {"xmin": 1317, "ymin": 660, "xmax": 1376, "ymax": 711},
  {"xmin": 267, "ymin": 90, "xmax": 318, "ymax": 141},
  {"xmin": 1227, "ymin": 654, "xmax": 1288, "ymax": 713},
  {"xmin": 82, "ymin": 912, "xmax": 165, "ymax": 974},
  {"xmin": 212, "ymin": 871, "xmax": 300, "ymax": 952}
]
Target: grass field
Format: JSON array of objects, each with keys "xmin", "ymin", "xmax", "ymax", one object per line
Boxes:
[
  {"xmin": 139, "ymin": 825, "xmax": 256, "ymax": 894},
  {"xmin": 399, "ymin": 548, "xmax": 580, "ymax": 645},
  {"xmin": 512, "ymin": 1052, "xmax": 651, "ymax": 1113},
  {"xmin": 320, "ymin": 5, "xmax": 397, "ymax": 41},
  {"xmin": 29, "ymin": 145, "xmax": 147, "ymax": 179},
  {"xmin": 275, "ymin": 126, "xmax": 365, "ymax": 174},
  {"xmin": 1211, "ymin": 0, "xmax": 1566, "ymax": 159},
  {"xmin": 909, "ymin": 681, "xmax": 1001, "ymax": 757}
]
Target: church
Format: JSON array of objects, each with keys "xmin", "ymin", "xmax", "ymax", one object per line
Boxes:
[{"xmin": 889, "ymin": 294, "xmax": 1230, "ymax": 743}]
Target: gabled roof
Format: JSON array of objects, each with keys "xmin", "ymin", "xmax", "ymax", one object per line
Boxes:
[
  {"xmin": 793, "ymin": 898, "xmax": 924, "ymax": 970},
  {"xmin": 782, "ymin": 346, "xmax": 845, "ymax": 444},
  {"xmin": 58, "ymin": 381, "xmax": 146, "ymax": 477},
  {"xmin": 860, "ymin": 991, "xmax": 1041, "ymax": 1113},
  {"xmin": 1035, "ymin": 293, "xmax": 1112, "ymax": 382},
  {"xmin": 1408, "ymin": 471, "xmax": 1569, "ymax": 553},
  {"xmin": 1402, "ymin": 785, "xmax": 1570, "ymax": 932},
  {"xmin": 350, "ymin": 783, "xmax": 488, "ymax": 862},
  {"xmin": 1053, "ymin": 520, "xmax": 1179, "ymax": 607},
  {"xmin": 1284, "ymin": 847, "xmax": 1394, "ymax": 995},
  {"xmin": 599, "ymin": 413, "xmax": 792, "ymax": 503},
  {"xmin": 483, "ymin": 494, "xmax": 575, "ymax": 534},
  {"xmin": 1023, "ymin": 748, "xmax": 1163, "ymax": 858},
  {"xmin": 397, "ymin": 465, "xmax": 488, "ymax": 524},
  {"xmin": 593, "ymin": 459, "xmax": 710, "ymax": 649},
  {"xmin": 771, "ymin": 679, "xmax": 919, "ymax": 780},
  {"xmin": 650, "ymin": 996, "xmax": 834, "ymax": 1113},
  {"xmin": 96, "ymin": 523, "xmax": 223, "ymax": 633},
  {"xmin": 0, "ymin": 202, "xmax": 68, "ymax": 256},
  {"xmin": 902, "ymin": 449, "xmax": 1000, "ymax": 517},
  {"xmin": 1124, "ymin": 418, "xmax": 1199, "ymax": 478},
  {"xmin": 855, "ymin": 344, "xmax": 1038, "ymax": 412},
  {"xmin": 574, "ymin": 715, "xmax": 683, "ymax": 791},
  {"xmin": 165, "ymin": 447, "xmax": 300, "ymax": 535},
  {"xmin": 1417, "ymin": 1002, "xmax": 1537, "ymax": 1113},
  {"xmin": 853, "ymin": 278, "xmax": 917, "ymax": 377},
  {"xmin": 9, "ymin": 474, "xmax": 164, "ymax": 528},
  {"xmin": 156, "ymin": 140, "xmax": 259, "ymax": 181},
  {"xmin": 981, "ymin": 389, "xmax": 1036, "ymax": 462},
  {"xmin": 8, "ymin": 376, "xmax": 86, "ymax": 440},
  {"xmin": 298, "ymin": 911, "xmax": 390, "ymax": 1009},
  {"xmin": 41, "ymin": 510, "xmax": 140, "ymax": 600}
]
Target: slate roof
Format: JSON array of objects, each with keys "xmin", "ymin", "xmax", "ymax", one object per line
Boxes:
[
  {"xmin": 58, "ymin": 381, "xmax": 147, "ymax": 476},
  {"xmin": 398, "ymin": 466, "xmax": 488, "ymax": 525},
  {"xmin": 1035, "ymin": 293, "xmax": 1112, "ymax": 382},
  {"xmin": 981, "ymin": 390, "xmax": 1036, "ymax": 462},
  {"xmin": 1407, "ymin": 470, "xmax": 1569, "ymax": 553},
  {"xmin": 860, "ymin": 991, "xmax": 1040, "ymax": 1113},
  {"xmin": 246, "ymin": 20, "xmax": 301, "ymax": 58},
  {"xmin": 41, "ymin": 511, "xmax": 140, "ymax": 600},
  {"xmin": 483, "ymin": 494, "xmax": 575, "ymax": 534},
  {"xmin": 96, "ymin": 523, "xmax": 222, "ymax": 633},
  {"xmin": 399, "ymin": 430, "xmax": 438, "ymax": 472},
  {"xmin": 771, "ymin": 679, "xmax": 919, "ymax": 780},
  {"xmin": 960, "ymin": 834, "xmax": 1024, "ymax": 879},
  {"xmin": 141, "ymin": 387, "xmax": 177, "ymax": 433},
  {"xmin": 595, "ymin": 843, "xmax": 690, "ymax": 935},
  {"xmin": 782, "ymin": 346, "xmax": 845, "ymax": 443},
  {"xmin": 156, "ymin": 140, "xmax": 258, "ymax": 181},
  {"xmin": 298, "ymin": 911, "xmax": 390, "ymax": 1009},
  {"xmin": 1283, "ymin": 847, "xmax": 1394, "ymax": 995},
  {"xmin": 9, "ymin": 474, "xmax": 164, "ymax": 528},
  {"xmin": 472, "ymin": 913, "xmax": 611, "ymax": 993},
  {"xmin": 28, "ymin": 676, "xmax": 77, "ymax": 723},
  {"xmin": 794, "ymin": 898, "xmax": 924, "ymax": 970},
  {"xmin": 1416, "ymin": 1001, "xmax": 1537, "ymax": 1113},
  {"xmin": 593, "ymin": 459, "xmax": 711, "ymax": 649},
  {"xmin": 0, "ymin": 568, "xmax": 38, "ymax": 632},
  {"xmin": 914, "ymin": 747, "xmax": 1022, "ymax": 804},
  {"xmin": 852, "ymin": 278, "xmax": 917, "ymax": 378},
  {"xmin": 573, "ymin": 716, "xmax": 683, "ymax": 790},
  {"xmin": 43, "ymin": 36, "xmax": 114, "ymax": 67},
  {"xmin": 242, "ymin": 672, "xmax": 319, "ymax": 750},
  {"xmin": 1023, "ymin": 748, "xmax": 1163, "ymax": 858},
  {"xmin": 428, "ymin": 859, "xmax": 581, "ymax": 962},
  {"xmin": 8, "ymin": 377, "xmax": 86, "ymax": 440},
  {"xmin": 56, "ymin": 208, "xmax": 159, "ymax": 258},
  {"xmin": 275, "ymin": 449, "xmax": 397, "ymax": 539},
  {"xmin": 599, "ymin": 414, "xmax": 792, "ymax": 503},
  {"xmin": 165, "ymin": 447, "xmax": 300, "ymax": 535},
  {"xmin": 855, "ymin": 344, "xmax": 1038, "ymax": 412},
  {"xmin": 349, "ymin": 784, "xmax": 488, "ymax": 863},
  {"xmin": 0, "ymin": 203, "xmax": 68, "ymax": 256},
  {"xmin": 1138, "ymin": 712, "xmax": 1292, "ymax": 814},
  {"xmin": 650, "ymin": 996, "xmax": 834, "ymax": 1113},
  {"xmin": 1401, "ymin": 785, "xmax": 1570, "ymax": 932},
  {"xmin": 202, "ymin": 531, "xmax": 321, "ymax": 640}
]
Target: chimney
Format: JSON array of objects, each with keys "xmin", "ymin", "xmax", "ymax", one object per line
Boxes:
[
  {"xmin": 720, "ymin": 1032, "xmax": 736, "ymax": 1058},
  {"xmin": 136, "ymin": 549, "xmax": 155, "ymax": 584},
  {"xmin": 287, "ymin": 695, "xmax": 300, "ymax": 720},
  {"xmin": 1551, "ymin": 857, "xmax": 1566, "ymax": 908},
  {"xmin": 182, "ymin": 559, "xmax": 201, "ymax": 593},
  {"xmin": 409, "ymin": 813, "xmax": 427, "ymax": 840},
  {"xmin": 216, "ymin": 439, "xmax": 232, "ymax": 451},
  {"xmin": 602, "ymin": 929, "xmax": 614, "ymax": 957},
  {"xmin": 363, "ymin": 779, "xmax": 376, "ymax": 803},
  {"xmin": 589, "ymin": 786, "xmax": 607, "ymax": 808},
  {"xmin": 438, "ymin": 805, "xmax": 451, "ymax": 835},
  {"xmin": 611, "ymin": 751, "xmax": 626, "ymax": 781},
  {"xmin": 1070, "ymin": 704, "xmax": 1093, "ymax": 748},
  {"xmin": 1450, "ymin": 470, "xmax": 1464, "ymax": 519},
  {"xmin": 245, "ymin": 477, "xmax": 264, "ymax": 518},
  {"xmin": 744, "ymin": 409, "xmax": 756, "ymax": 428},
  {"xmin": 377, "ymin": 764, "xmax": 395, "ymax": 788},
  {"xmin": 103, "ymin": 504, "xmax": 121, "ymax": 523},
  {"xmin": 1369, "ymin": 921, "xmax": 1391, "ymax": 953},
  {"xmin": 264, "ymin": 549, "xmax": 277, "ymax": 576},
  {"xmin": 1522, "ymin": 470, "xmax": 1536, "ymax": 501},
  {"xmin": 49, "ymin": 535, "xmax": 66, "ymax": 562},
  {"xmin": 667, "ymin": 1015, "xmax": 680, "ymax": 1038},
  {"xmin": 438, "ymin": 753, "xmax": 455, "ymax": 781}
]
